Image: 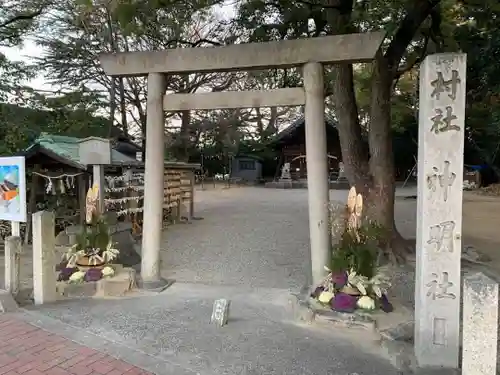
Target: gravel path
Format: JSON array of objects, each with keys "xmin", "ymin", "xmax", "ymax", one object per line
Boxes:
[{"xmin": 159, "ymin": 187, "xmax": 419, "ymax": 292}]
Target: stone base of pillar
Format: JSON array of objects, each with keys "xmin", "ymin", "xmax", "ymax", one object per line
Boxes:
[
  {"xmin": 0, "ymin": 290, "xmax": 19, "ymax": 313},
  {"xmin": 136, "ymin": 277, "xmax": 174, "ymax": 292}
]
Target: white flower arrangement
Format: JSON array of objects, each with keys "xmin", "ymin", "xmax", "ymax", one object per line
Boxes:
[
  {"xmin": 346, "ymin": 269, "xmax": 369, "ymax": 296},
  {"xmin": 69, "ymin": 270, "xmax": 85, "ymax": 283},
  {"xmin": 318, "ymin": 291, "xmax": 335, "ymax": 304},
  {"xmin": 102, "ymin": 266, "xmax": 115, "ymax": 278},
  {"xmin": 368, "ymin": 266, "xmax": 392, "ymax": 298},
  {"xmin": 357, "ymin": 296, "xmax": 375, "ymax": 310}
]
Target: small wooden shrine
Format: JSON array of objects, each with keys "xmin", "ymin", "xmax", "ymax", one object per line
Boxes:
[
  {"xmin": 0, "ymin": 133, "xmax": 200, "ymax": 242},
  {"xmin": 270, "ymin": 115, "xmax": 341, "ymax": 180}
]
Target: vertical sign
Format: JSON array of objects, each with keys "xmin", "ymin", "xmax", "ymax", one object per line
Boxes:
[
  {"xmin": 0, "ymin": 156, "xmax": 27, "ymax": 224},
  {"xmin": 415, "ymin": 54, "xmax": 466, "ymax": 368}
]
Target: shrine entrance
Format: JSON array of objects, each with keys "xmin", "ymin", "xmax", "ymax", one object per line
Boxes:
[
  {"xmin": 290, "ymin": 154, "xmax": 339, "ymax": 180},
  {"xmin": 99, "ymin": 32, "xmax": 385, "ymax": 290}
]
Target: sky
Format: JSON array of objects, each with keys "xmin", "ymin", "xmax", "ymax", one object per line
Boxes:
[
  {"xmin": 0, "ymin": 3, "xmax": 237, "ymax": 93},
  {"xmin": 0, "ymin": 38, "xmax": 49, "ymax": 90}
]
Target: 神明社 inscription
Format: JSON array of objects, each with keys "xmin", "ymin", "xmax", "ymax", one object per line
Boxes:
[
  {"xmin": 426, "ymin": 272, "xmax": 457, "ymax": 300},
  {"xmin": 426, "ymin": 161, "xmax": 456, "ymax": 202},
  {"xmin": 427, "ymin": 220, "xmax": 456, "ymax": 253}
]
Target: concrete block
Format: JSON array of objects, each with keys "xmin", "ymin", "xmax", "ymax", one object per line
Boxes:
[
  {"xmin": 56, "ymin": 281, "xmax": 97, "ymax": 298},
  {"xmin": 4, "ymin": 236, "xmax": 21, "ymax": 295},
  {"xmin": 33, "ymin": 211, "xmax": 57, "ymax": 305},
  {"xmin": 0, "ymin": 290, "xmax": 18, "ymax": 312},
  {"xmin": 96, "ymin": 268, "xmax": 136, "ymax": 297},
  {"xmin": 462, "ymin": 272, "xmax": 498, "ymax": 375}
]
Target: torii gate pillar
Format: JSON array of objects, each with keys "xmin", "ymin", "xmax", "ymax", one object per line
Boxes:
[
  {"xmin": 140, "ymin": 73, "xmax": 166, "ymax": 288},
  {"xmin": 303, "ymin": 62, "xmax": 329, "ymax": 286}
]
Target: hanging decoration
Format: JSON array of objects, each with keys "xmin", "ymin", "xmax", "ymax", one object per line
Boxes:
[
  {"xmin": 104, "ymin": 171, "xmax": 145, "ymax": 217},
  {"xmin": 33, "ymin": 171, "xmax": 82, "ymax": 195},
  {"xmin": 105, "ymin": 185, "xmax": 144, "ymax": 193},
  {"xmin": 105, "ymin": 173, "xmax": 144, "ymax": 184}
]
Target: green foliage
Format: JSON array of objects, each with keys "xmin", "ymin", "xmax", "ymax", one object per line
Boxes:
[
  {"xmin": 453, "ymin": 2, "xmax": 500, "ymax": 167},
  {"xmin": 0, "ymin": 0, "xmax": 49, "ymax": 46},
  {"xmin": 76, "ymin": 213, "xmax": 111, "ymax": 254},
  {"xmin": 63, "ymin": 212, "xmax": 119, "ymax": 267},
  {"xmin": 0, "ymin": 97, "xmax": 110, "ymax": 156},
  {"xmin": 330, "ymin": 223, "xmax": 386, "ymax": 279}
]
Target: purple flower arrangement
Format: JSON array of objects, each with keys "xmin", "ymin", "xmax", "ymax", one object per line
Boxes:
[
  {"xmin": 57, "ymin": 262, "xmax": 116, "ymax": 283},
  {"xmin": 311, "ymin": 269, "xmax": 393, "ymax": 313}
]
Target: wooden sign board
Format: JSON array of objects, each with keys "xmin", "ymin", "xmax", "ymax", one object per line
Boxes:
[{"xmin": 78, "ymin": 137, "xmax": 111, "ymax": 165}]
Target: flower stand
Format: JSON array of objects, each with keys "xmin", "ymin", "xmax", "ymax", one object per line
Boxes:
[{"xmin": 55, "ymin": 264, "xmax": 137, "ymax": 299}]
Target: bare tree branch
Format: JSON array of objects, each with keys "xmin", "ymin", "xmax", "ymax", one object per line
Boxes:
[{"xmin": 0, "ymin": 9, "xmax": 43, "ymax": 29}]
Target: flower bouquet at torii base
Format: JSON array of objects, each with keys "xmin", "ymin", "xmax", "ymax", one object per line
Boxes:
[
  {"xmin": 311, "ymin": 186, "xmax": 394, "ymax": 313},
  {"xmin": 58, "ymin": 183, "xmax": 120, "ymax": 283}
]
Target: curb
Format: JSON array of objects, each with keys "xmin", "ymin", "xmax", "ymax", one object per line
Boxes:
[{"xmin": 289, "ymin": 294, "xmax": 459, "ymax": 374}]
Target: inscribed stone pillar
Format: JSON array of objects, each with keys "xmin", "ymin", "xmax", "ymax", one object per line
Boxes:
[
  {"xmin": 462, "ymin": 272, "xmax": 498, "ymax": 375},
  {"xmin": 140, "ymin": 72, "xmax": 167, "ymax": 288},
  {"xmin": 4, "ymin": 236, "xmax": 22, "ymax": 295},
  {"xmin": 32, "ymin": 211, "xmax": 57, "ymax": 304},
  {"xmin": 414, "ymin": 53, "xmax": 466, "ymax": 368},
  {"xmin": 303, "ymin": 62, "xmax": 330, "ymax": 287}
]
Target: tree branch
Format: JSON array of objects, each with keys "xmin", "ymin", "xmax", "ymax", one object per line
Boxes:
[
  {"xmin": 295, "ymin": 0, "xmax": 352, "ymax": 12},
  {"xmin": 428, "ymin": 6, "xmax": 444, "ymax": 51},
  {"xmin": 0, "ymin": 9, "xmax": 44, "ymax": 29},
  {"xmin": 384, "ymin": 0, "xmax": 441, "ymax": 75},
  {"xmin": 394, "ymin": 32, "xmax": 430, "ymax": 80}
]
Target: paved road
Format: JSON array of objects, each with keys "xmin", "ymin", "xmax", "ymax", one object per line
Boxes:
[
  {"xmin": 0, "ymin": 314, "xmax": 152, "ymax": 374},
  {"xmin": 23, "ymin": 284, "xmax": 400, "ymax": 375}
]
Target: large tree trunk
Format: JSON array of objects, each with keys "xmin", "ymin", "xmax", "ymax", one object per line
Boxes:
[
  {"xmin": 331, "ymin": 59, "xmax": 409, "ymax": 261},
  {"xmin": 176, "ymin": 110, "xmax": 191, "ymax": 162},
  {"xmin": 330, "ymin": 64, "xmax": 371, "ymax": 187},
  {"xmin": 367, "ymin": 55, "xmax": 410, "ymax": 260},
  {"xmin": 323, "ymin": 0, "xmax": 441, "ymax": 262},
  {"xmin": 366, "ymin": 55, "xmax": 395, "ymax": 231}
]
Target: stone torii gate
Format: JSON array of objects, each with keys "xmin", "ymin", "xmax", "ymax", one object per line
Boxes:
[{"xmin": 99, "ymin": 32, "xmax": 385, "ymax": 290}]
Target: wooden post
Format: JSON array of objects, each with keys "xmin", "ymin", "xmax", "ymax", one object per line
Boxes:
[
  {"xmin": 78, "ymin": 174, "xmax": 87, "ymax": 225},
  {"xmin": 189, "ymin": 170, "xmax": 195, "ymax": 220},
  {"xmin": 24, "ymin": 165, "xmax": 40, "ymax": 245},
  {"xmin": 93, "ymin": 165, "xmax": 105, "ymax": 214}
]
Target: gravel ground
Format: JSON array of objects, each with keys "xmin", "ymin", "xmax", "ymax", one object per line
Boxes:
[{"xmin": 159, "ymin": 186, "xmax": 419, "ymax": 293}]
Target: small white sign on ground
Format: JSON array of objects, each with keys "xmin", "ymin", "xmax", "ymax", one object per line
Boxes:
[{"xmin": 211, "ymin": 299, "xmax": 231, "ymax": 327}]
